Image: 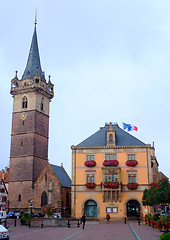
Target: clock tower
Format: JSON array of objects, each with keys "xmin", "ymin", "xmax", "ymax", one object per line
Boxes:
[{"xmin": 8, "ymin": 21, "xmax": 54, "ymax": 209}]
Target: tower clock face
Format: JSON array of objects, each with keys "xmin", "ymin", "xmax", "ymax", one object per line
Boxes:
[{"xmin": 20, "ymin": 112, "xmax": 27, "ymax": 120}]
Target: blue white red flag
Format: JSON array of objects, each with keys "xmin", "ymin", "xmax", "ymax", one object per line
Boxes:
[{"xmin": 123, "ymin": 122, "xmax": 138, "ymax": 131}]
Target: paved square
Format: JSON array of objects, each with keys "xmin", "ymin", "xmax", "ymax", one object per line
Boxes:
[{"xmin": 6, "ymin": 219, "xmax": 162, "ymax": 240}]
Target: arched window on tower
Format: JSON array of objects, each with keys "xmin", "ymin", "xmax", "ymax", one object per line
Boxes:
[
  {"xmin": 41, "ymin": 98, "xmax": 44, "ymax": 111},
  {"xmin": 18, "ymin": 194, "xmax": 21, "ymax": 202},
  {"xmin": 22, "ymin": 96, "xmax": 28, "ymax": 109},
  {"xmin": 109, "ymin": 134, "xmax": 113, "ymax": 143}
]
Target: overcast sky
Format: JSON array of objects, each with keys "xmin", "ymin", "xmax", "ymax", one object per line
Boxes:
[{"xmin": 1, "ymin": 0, "xmax": 170, "ymax": 179}]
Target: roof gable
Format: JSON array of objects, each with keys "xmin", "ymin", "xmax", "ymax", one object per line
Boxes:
[{"xmin": 77, "ymin": 123, "xmax": 145, "ymax": 147}]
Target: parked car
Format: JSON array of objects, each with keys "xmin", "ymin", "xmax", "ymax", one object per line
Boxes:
[
  {"xmin": 0, "ymin": 224, "xmax": 9, "ymax": 240},
  {"xmin": 6, "ymin": 211, "xmax": 17, "ymax": 219},
  {"xmin": 33, "ymin": 213, "xmax": 44, "ymax": 218},
  {"xmin": 53, "ymin": 213, "xmax": 61, "ymax": 219}
]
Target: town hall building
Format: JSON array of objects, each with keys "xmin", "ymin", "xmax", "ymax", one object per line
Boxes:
[{"xmin": 71, "ymin": 122, "xmax": 159, "ymax": 220}]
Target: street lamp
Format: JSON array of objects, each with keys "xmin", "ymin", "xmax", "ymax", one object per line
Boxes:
[{"xmin": 29, "ymin": 200, "xmax": 33, "ymax": 217}]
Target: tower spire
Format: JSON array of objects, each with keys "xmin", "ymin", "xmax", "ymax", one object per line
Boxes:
[{"xmin": 22, "ymin": 15, "xmax": 43, "ymax": 80}]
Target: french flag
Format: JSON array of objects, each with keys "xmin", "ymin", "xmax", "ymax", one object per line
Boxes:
[{"xmin": 123, "ymin": 122, "xmax": 138, "ymax": 131}]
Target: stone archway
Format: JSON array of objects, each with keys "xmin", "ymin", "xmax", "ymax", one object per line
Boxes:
[
  {"xmin": 126, "ymin": 199, "xmax": 140, "ymax": 217},
  {"xmin": 41, "ymin": 191, "xmax": 48, "ymax": 207},
  {"xmin": 84, "ymin": 200, "xmax": 97, "ymax": 217}
]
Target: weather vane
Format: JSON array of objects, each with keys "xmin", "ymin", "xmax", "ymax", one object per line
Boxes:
[{"xmin": 34, "ymin": 8, "xmax": 37, "ymax": 25}]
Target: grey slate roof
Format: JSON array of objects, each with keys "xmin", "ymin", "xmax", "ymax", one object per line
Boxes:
[
  {"xmin": 22, "ymin": 24, "xmax": 43, "ymax": 79},
  {"xmin": 50, "ymin": 164, "xmax": 71, "ymax": 188},
  {"xmin": 77, "ymin": 123, "xmax": 146, "ymax": 147}
]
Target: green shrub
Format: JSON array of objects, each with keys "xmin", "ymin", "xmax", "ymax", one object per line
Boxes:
[
  {"xmin": 20, "ymin": 212, "xmax": 31, "ymax": 225},
  {"xmin": 151, "ymin": 214, "xmax": 160, "ymax": 222},
  {"xmin": 160, "ymin": 232, "xmax": 170, "ymax": 240},
  {"xmin": 145, "ymin": 213, "xmax": 152, "ymax": 219}
]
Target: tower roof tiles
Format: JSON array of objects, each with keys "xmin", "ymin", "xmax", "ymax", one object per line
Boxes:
[{"xmin": 22, "ymin": 24, "xmax": 43, "ymax": 79}]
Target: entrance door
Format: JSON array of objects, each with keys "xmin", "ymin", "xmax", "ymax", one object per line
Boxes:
[
  {"xmin": 127, "ymin": 200, "xmax": 140, "ymax": 217},
  {"xmin": 84, "ymin": 200, "xmax": 97, "ymax": 217}
]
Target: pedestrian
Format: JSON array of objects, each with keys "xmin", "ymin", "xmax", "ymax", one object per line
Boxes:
[
  {"xmin": 106, "ymin": 213, "xmax": 110, "ymax": 223},
  {"xmin": 81, "ymin": 213, "xmax": 86, "ymax": 229}
]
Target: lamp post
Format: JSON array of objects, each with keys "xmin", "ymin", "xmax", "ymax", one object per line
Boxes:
[{"xmin": 29, "ymin": 200, "xmax": 33, "ymax": 217}]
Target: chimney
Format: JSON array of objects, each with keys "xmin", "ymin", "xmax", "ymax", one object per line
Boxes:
[
  {"xmin": 61, "ymin": 163, "xmax": 63, "ymax": 168},
  {"xmin": 5, "ymin": 167, "xmax": 7, "ymax": 173}
]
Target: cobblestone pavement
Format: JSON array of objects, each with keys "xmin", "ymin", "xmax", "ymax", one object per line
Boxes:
[{"xmin": 5, "ymin": 219, "xmax": 162, "ymax": 240}]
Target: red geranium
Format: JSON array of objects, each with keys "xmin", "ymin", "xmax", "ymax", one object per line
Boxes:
[
  {"xmin": 151, "ymin": 182, "xmax": 160, "ymax": 188},
  {"xmin": 127, "ymin": 183, "xmax": 138, "ymax": 190},
  {"xmin": 84, "ymin": 160, "xmax": 96, "ymax": 167},
  {"xmin": 103, "ymin": 160, "xmax": 119, "ymax": 167},
  {"xmin": 85, "ymin": 183, "xmax": 96, "ymax": 189},
  {"xmin": 103, "ymin": 182, "xmax": 119, "ymax": 189},
  {"xmin": 126, "ymin": 160, "xmax": 138, "ymax": 167}
]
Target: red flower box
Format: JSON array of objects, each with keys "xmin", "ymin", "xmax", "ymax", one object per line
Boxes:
[
  {"xmin": 84, "ymin": 160, "xmax": 96, "ymax": 167},
  {"xmin": 85, "ymin": 183, "xmax": 96, "ymax": 189},
  {"xmin": 126, "ymin": 160, "xmax": 138, "ymax": 167},
  {"xmin": 127, "ymin": 183, "xmax": 138, "ymax": 190},
  {"xmin": 103, "ymin": 160, "xmax": 119, "ymax": 167},
  {"xmin": 103, "ymin": 182, "xmax": 119, "ymax": 189}
]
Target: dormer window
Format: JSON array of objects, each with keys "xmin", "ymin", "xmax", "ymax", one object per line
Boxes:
[
  {"xmin": 109, "ymin": 134, "xmax": 113, "ymax": 143},
  {"xmin": 106, "ymin": 122, "xmax": 116, "ymax": 146},
  {"xmin": 22, "ymin": 96, "xmax": 28, "ymax": 109},
  {"xmin": 35, "ymin": 78, "xmax": 39, "ymax": 83}
]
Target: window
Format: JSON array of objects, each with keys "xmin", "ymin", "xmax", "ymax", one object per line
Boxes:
[
  {"xmin": 21, "ymin": 141, "xmax": 23, "ymax": 148},
  {"xmin": 87, "ymin": 174, "xmax": 94, "ymax": 183},
  {"xmin": 109, "ymin": 134, "xmax": 113, "ymax": 143},
  {"xmin": 45, "ymin": 173, "xmax": 47, "ymax": 183},
  {"xmin": 128, "ymin": 154, "xmax": 135, "ymax": 161},
  {"xmin": 41, "ymin": 98, "xmax": 44, "ymax": 111},
  {"xmin": 105, "ymin": 154, "xmax": 117, "ymax": 161},
  {"xmin": 22, "ymin": 96, "xmax": 28, "ymax": 109},
  {"xmin": 22, "ymin": 121, "xmax": 24, "ymax": 126},
  {"xmin": 105, "ymin": 174, "xmax": 118, "ymax": 182},
  {"xmin": 18, "ymin": 194, "xmax": 21, "ymax": 202},
  {"xmin": 128, "ymin": 174, "xmax": 136, "ymax": 183},
  {"xmin": 86, "ymin": 155, "xmax": 94, "ymax": 161}
]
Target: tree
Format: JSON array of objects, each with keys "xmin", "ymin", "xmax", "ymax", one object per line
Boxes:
[
  {"xmin": 146, "ymin": 187, "xmax": 158, "ymax": 207},
  {"xmin": 142, "ymin": 189, "xmax": 149, "ymax": 206},
  {"xmin": 142, "ymin": 186, "xmax": 158, "ymax": 212},
  {"xmin": 156, "ymin": 179, "xmax": 170, "ymax": 205}
]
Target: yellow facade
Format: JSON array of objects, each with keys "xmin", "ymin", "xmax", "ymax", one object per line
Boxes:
[{"xmin": 71, "ymin": 123, "xmax": 158, "ymax": 220}]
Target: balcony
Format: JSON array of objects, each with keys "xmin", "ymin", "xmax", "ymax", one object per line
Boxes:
[{"xmin": 102, "ymin": 166, "xmax": 121, "ymax": 202}]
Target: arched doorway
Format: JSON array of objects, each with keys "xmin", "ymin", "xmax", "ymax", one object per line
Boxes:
[
  {"xmin": 41, "ymin": 191, "xmax": 48, "ymax": 207},
  {"xmin": 126, "ymin": 200, "xmax": 140, "ymax": 217},
  {"xmin": 84, "ymin": 200, "xmax": 97, "ymax": 217}
]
